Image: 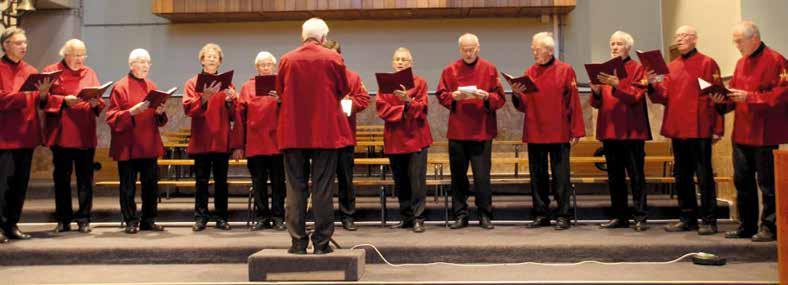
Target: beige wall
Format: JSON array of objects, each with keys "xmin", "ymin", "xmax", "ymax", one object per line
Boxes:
[{"xmin": 660, "ymin": 0, "xmax": 742, "ymax": 76}]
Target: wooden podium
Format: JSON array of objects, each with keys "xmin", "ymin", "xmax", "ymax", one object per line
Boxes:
[{"xmin": 776, "ymin": 150, "xmax": 787, "ymax": 284}]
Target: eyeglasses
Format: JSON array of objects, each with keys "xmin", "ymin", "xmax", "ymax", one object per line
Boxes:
[{"xmin": 8, "ymin": 40, "xmax": 27, "ymax": 46}]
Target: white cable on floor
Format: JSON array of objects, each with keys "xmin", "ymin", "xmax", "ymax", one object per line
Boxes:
[{"xmin": 350, "ymin": 243, "xmax": 702, "ymax": 267}]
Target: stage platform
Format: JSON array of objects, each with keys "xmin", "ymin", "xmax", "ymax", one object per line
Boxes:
[{"xmin": 0, "ymin": 223, "xmax": 776, "ymax": 284}]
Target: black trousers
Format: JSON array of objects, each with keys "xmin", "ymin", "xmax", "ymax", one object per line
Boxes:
[
  {"xmin": 117, "ymin": 158, "xmax": 159, "ymax": 226},
  {"xmin": 0, "ymin": 148, "xmax": 33, "ymax": 230},
  {"xmin": 733, "ymin": 143, "xmax": 777, "ymax": 234},
  {"xmin": 672, "ymin": 139, "xmax": 717, "ymax": 225},
  {"xmin": 52, "ymin": 147, "xmax": 95, "ymax": 224},
  {"xmin": 602, "ymin": 140, "xmax": 648, "ymax": 222},
  {"xmin": 284, "ymin": 149, "xmax": 338, "ymax": 249},
  {"xmin": 449, "ymin": 140, "xmax": 493, "ymax": 219},
  {"xmin": 247, "ymin": 154, "xmax": 286, "ymax": 221},
  {"xmin": 389, "ymin": 147, "xmax": 428, "ymax": 223},
  {"xmin": 528, "ymin": 143, "xmax": 571, "ymax": 219},
  {"xmin": 336, "ymin": 146, "xmax": 355, "ymax": 221},
  {"xmin": 192, "ymin": 153, "xmax": 230, "ymax": 222}
]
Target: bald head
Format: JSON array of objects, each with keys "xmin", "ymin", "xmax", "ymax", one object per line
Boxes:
[
  {"xmin": 674, "ymin": 25, "xmax": 698, "ymax": 55},
  {"xmin": 733, "ymin": 21, "xmax": 762, "ymax": 56}
]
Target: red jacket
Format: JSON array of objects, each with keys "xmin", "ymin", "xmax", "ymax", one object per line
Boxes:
[
  {"xmin": 718, "ymin": 44, "xmax": 787, "ymax": 146},
  {"xmin": 512, "ymin": 58, "xmax": 585, "ymax": 143},
  {"xmin": 276, "ymin": 41, "xmax": 351, "ymax": 149},
  {"xmin": 231, "ymin": 77, "xmax": 280, "ymax": 157},
  {"xmin": 590, "ymin": 58, "xmax": 651, "ymax": 141},
  {"xmin": 182, "ymin": 73, "xmax": 236, "ymax": 154},
  {"xmin": 376, "ymin": 75, "xmax": 433, "ymax": 154},
  {"xmin": 436, "ymin": 57, "xmax": 506, "ymax": 141},
  {"xmin": 106, "ymin": 74, "xmax": 168, "ymax": 161},
  {"xmin": 42, "ymin": 61, "xmax": 105, "ymax": 149},
  {"xmin": 340, "ymin": 69, "xmax": 371, "ymax": 147},
  {"xmin": 648, "ymin": 50, "xmax": 724, "ymax": 139},
  {"xmin": 0, "ymin": 57, "xmax": 62, "ymax": 149}
]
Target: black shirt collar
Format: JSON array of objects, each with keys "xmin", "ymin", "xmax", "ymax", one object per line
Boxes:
[
  {"xmin": 2, "ymin": 55, "xmax": 19, "ymax": 66},
  {"xmin": 622, "ymin": 56, "xmax": 631, "ymax": 63},
  {"xmin": 681, "ymin": 48, "xmax": 698, "ymax": 59},
  {"xmin": 539, "ymin": 56, "xmax": 556, "ymax": 67},
  {"xmin": 462, "ymin": 57, "xmax": 479, "ymax": 67},
  {"xmin": 749, "ymin": 42, "xmax": 766, "ymax": 58},
  {"xmin": 201, "ymin": 69, "xmax": 218, "ymax": 75}
]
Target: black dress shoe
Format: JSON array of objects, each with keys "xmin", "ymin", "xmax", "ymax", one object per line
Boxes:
[
  {"xmin": 192, "ymin": 220, "xmax": 207, "ymax": 232},
  {"xmin": 526, "ymin": 217, "xmax": 551, "ymax": 229},
  {"xmin": 449, "ymin": 217, "xmax": 468, "ymax": 229},
  {"xmin": 313, "ymin": 244, "xmax": 334, "ymax": 255},
  {"xmin": 554, "ymin": 217, "xmax": 570, "ymax": 230},
  {"xmin": 0, "ymin": 230, "xmax": 8, "ymax": 243},
  {"xmin": 599, "ymin": 218, "xmax": 630, "ymax": 229},
  {"xmin": 663, "ymin": 221, "xmax": 698, "ymax": 232},
  {"xmin": 389, "ymin": 220, "xmax": 414, "ymax": 229},
  {"xmin": 215, "ymin": 220, "xmax": 232, "ymax": 230},
  {"xmin": 725, "ymin": 229, "xmax": 755, "ymax": 239},
  {"xmin": 287, "ymin": 244, "xmax": 307, "ymax": 254},
  {"xmin": 124, "ymin": 224, "xmax": 139, "ymax": 234},
  {"xmin": 5, "ymin": 226, "xmax": 30, "ymax": 240},
  {"xmin": 272, "ymin": 219, "xmax": 287, "ymax": 231},
  {"xmin": 251, "ymin": 220, "xmax": 271, "ymax": 231},
  {"xmin": 54, "ymin": 222, "xmax": 71, "ymax": 233},
  {"xmin": 479, "ymin": 216, "xmax": 495, "ymax": 230},
  {"xmin": 77, "ymin": 222, "xmax": 92, "ymax": 233},
  {"xmin": 140, "ymin": 223, "xmax": 165, "ymax": 231},
  {"xmin": 697, "ymin": 224, "xmax": 718, "ymax": 235},
  {"xmin": 413, "ymin": 221, "xmax": 425, "ymax": 233},
  {"xmin": 751, "ymin": 227, "xmax": 776, "ymax": 242},
  {"xmin": 633, "ymin": 221, "xmax": 649, "ymax": 232},
  {"xmin": 341, "ymin": 219, "xmax": 358, "ymax": 231}
]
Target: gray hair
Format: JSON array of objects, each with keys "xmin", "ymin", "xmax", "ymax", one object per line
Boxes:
[
  {"xmin": 59, "ymin": 39, "xmax": 86, "ymax": 57},
  {"xmin": 128, "ymin": 48, "xmax": 151, "ymax": 65},
  {"xmin": 255, "ymin": 51, "xmax": 277, "ymax": 65},
  {"xmin": 458, "ymin": 33, "xmax": 479, "ymax": 47},
  {"xmin": 610, "ymin": 30, "xmax": 634, "ymax": 50},
  {"xmin": 301, "ymin": 18, "xmax": 329, "ymax": 42},
  {"xmin": 1, "ymin": 27, "xmax": 26, "ymax": 53},
  {"xmin": 532, "ymin": 32, "xmax": 555, "ymax": 50},
  {"xmin": 734, "ymin": 20, "xmax": 760, "ymax": 39},
  {"xmin": 393, "ymin": 47, "xmax": 413, "ymax": 62}
]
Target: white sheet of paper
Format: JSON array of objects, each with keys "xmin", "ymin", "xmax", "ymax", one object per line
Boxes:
[
  {"xmin": 458, "ymin": 85, "xmax": 478, "ymax": 94},
  {"xmin": 698, "ymin": 78, "xmax": 712, "ymax": 90},
  {"xmin": 341, "ymin": 98, "xmax": 352, "ymax": 117}
]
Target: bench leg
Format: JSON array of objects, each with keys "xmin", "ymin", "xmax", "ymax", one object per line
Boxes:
[
  {"xmin": 444, "ymin": 185, "xmax": 450, "ymax": 227},
  {"xmin": 571, "ymin": 184, "xmax": 578, "ymax": 226},
  {"xmin": 380, "ymin": 186, "xmax": 387, "ymax": 226},
  {"xmin": 247, "ymin": 186, "xmax": 254, "ymax": 227}
]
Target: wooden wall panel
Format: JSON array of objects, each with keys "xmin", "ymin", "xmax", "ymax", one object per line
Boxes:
[{"xmin": 151, "ymin": 0, "xmax": 576, "ymax": 22}]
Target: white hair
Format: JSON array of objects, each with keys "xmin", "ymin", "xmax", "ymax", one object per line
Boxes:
[
  {"xmin": 734, "ymin": 21, "xmax": 760, "ymax": 39},
  {"xmin": 532, "ymin": 32, "xmax": 555, "ymax": 50},
  {"xmin": 675, "ymin": 25, "xmax": 698, "ymax": 37},
  {"xmin": 59, "ymin": 39, "xmax": 86, "ymax": 57},
  {"xmin": 458, "ymin": 33, "xmax": 479, "ymax": 46},
  {"xmin": 255, "ymin": 51, "xmax": 277, "ymax": 65},
  {"xmin": 301, "ymin": 18, "xmax": 329, "ymax": 42},
  {"xmin": 610, "ymin": 30, "xmax": 634, "ymax": 50},
  {"xmin": 128, "ymin": 48, "xmax": 151, "ymax": 65}
]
